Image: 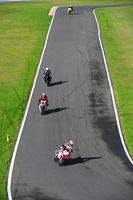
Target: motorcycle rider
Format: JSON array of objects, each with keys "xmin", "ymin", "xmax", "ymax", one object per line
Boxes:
[
  {"xmin": 68, "ymin": 5, "xmax": 73, "ymax": 14},
  {"xmin": 68, "ymin": 5, "xmax": 73, "ymax": 11},
  {"xmin": 59, "ymin": 140, "xmax": 74, "ymax": 155},
  {"xmin": 43, "ymin": 67, "xmax": 52, "ymax": 79},
  {"xmin": 38, "ymin": 93, "xmax": 49, "ymax": 107}
]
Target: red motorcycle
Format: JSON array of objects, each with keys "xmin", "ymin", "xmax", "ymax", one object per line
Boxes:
[
  {"xmin": 54, "ymin": 149, "xmax": 71, "ymax": 166},
  {"xmin": 39, "ymin": 100, "xmax": 48, "ymax": 115}
]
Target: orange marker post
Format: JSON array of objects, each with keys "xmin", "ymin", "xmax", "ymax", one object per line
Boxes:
[{"xmin": 7, "ymin": 134, "xmax": 10, "ymax": 142}]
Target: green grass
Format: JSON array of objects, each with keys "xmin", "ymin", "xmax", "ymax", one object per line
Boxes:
[
  {"xmin": 95, "ymin": 6, "xmax": 133, "ymax": 157},
  {"xmin": 0, "ymin": 2, "xmax": 52, "ymax": 199},
  {"xmin": 38, "ymin": 0, "xmax": 133, "ymax": 6},
  {"xmin": 0, "ymin": 0, "xmax": 132, "ymax": 199}
]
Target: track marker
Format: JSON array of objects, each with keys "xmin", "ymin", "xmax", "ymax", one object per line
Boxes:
[{"xmin": 48, "ymin": 7, "xmax": 57, "ymax": 16}]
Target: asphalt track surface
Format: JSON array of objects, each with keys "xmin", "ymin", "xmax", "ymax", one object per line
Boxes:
[{"xmin": 11, "ymin": 5, "xmax": 133, "ymax": 200}]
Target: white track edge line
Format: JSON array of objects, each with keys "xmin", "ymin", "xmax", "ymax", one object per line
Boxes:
[
  {"xmin": 93, "ymin": 9, "xmax": 133, "ymax": 165},
  {"xmin": 7, "ymin": 7, "xmax": 58, "ymax": 200}
]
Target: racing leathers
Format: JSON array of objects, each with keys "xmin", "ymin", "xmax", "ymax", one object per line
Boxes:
[
  {"xmin": 43, "ymin": 69, "xmax": 52, "ymax": 79},
  {"xmin": 59, "ymin": 143, "xmax": 73, "ymax": 155},
  {"xmin": 38, "ymin": 94, "xmax": 49, "ymax": 106}
]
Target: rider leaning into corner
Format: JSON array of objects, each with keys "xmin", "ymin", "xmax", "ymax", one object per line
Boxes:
[
  {"xmin": 43, "ymin": 67, "xmax": 52, "ymax": 79},
  {"xmin": 58, "ymin": 140, "xmax": 74, "ymax": 155},
  {"xmin": 38, "ymin": 93, "xmax": 49, "ymax": 107}
]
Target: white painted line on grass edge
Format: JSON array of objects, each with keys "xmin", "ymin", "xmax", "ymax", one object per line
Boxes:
[
  {"xmin": 93, "ymin": 9, "xmax": 133, "ymax": 165},
  {"xmin": 7, "ymin": 7, "xmax": 58, "ymax": 200}
]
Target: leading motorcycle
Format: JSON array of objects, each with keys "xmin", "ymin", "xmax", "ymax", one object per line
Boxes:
[
  {"xmin": 68, "ymin": 5, "xmax": 73, "ymax": 14},
  {"xmin": 54, "ymin": 149, "xmax": 71, "ymax": 166}
]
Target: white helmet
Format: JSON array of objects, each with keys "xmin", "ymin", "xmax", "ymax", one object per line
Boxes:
[
  {"xmin": 69, "ymin": 140, "xmax": 74, "ymax": 146},
  {"xmin": 42, "ymin": 93, "xmax": 46, "ymax": 97},
  {"xmin": 46, "ymin": 67, "xmax": 49, "ymax": 71}
]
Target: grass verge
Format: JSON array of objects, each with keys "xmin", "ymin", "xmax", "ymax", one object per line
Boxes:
[
  {"xmin": 95, "ymin": 6, "xmax": 133, "ymax": 158},
  {"xmin": 0, "ymin": 1, "xmax": 52, "ymax": 199},
  {"xmin": 0, "ymin": 0, "xmax": 132, "ymax": 199}
]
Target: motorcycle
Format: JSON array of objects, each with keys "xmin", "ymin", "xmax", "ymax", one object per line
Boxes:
[
  {"xmin": 68, "ymin": 7, "xmax": 72, "ymax": 14},
  {"xmin": 43, "ymin": 73, "xmax": 52, "ymax": 87},
  {"xmin": 54, "ymin": 149, "xmax": 71, "ymax": 166},
  {"xmin": 39, "ymin": 100, "xmax": 47, "ymax": 115},
  {"xmin": 68, "ymin": 6, "xmax": 73, "ymax": 14}
]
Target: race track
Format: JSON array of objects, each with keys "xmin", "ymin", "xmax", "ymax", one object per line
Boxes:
[{"xmin": 10, "ymin": 6, "xmax": 133, "ymax": 200}]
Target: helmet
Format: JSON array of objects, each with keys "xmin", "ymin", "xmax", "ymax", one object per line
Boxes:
[
  {"xmin": 46, "ymin": 67, "xmax": 49, "ymax": 71},
  {"xmin": 69, "ymin": 140, "xmax": 74, "ymax": 146},
  {"xmin": 42, "ymin": 93, "xmax": 46, "ymax": 97}
]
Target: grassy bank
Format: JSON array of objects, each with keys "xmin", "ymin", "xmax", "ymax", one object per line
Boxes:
[
  {"xmin": 38, "ymin": 0, "xmax": 133, "ymax": 6},
  {"xmin": 0, "ymin": 0, "xmax": 132, "ymax": 199},
  {"xmin": 95, "ymin": 5, "xmax": 133, "ymax": 158},
  {"xmin": 0, "ymin": 2, "xmax": 52, "ymax": 199}
]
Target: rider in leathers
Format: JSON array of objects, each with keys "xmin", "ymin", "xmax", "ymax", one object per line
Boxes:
[
  {"xmin": 58, "ymin": 140, "xmax": 74, "ymax": 155},
  {"xmin": 43, "ymin": 67, "xmax": 52, "ymax": 79},
  {"xmin": 38, "ymin": 93, "xmax": 49, "ymax": 107}
]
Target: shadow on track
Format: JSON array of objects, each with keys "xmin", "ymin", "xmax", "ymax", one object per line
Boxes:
[
  {"xmin": 64, "ymin": 156, "xmax": 102, "ymax": 166},
  {"xmin": 50, "ymin": 80, "xmax": 68, "ymax": 86},
  {"xmin": 46, "ymin": 107, "xmax": 69, "ymax": 114}
]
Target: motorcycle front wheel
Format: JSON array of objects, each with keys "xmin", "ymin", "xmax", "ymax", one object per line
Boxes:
[
  {"xmin": 58, "ymin": 158, "xmax": 65, "ymax": 166},
  {"xmin": 41, "ymin": 106, "xmax": 45, "ymax": 115},
  {"xmin": 45, "ymin": 79, "xmax": 50, "ymax": 87}
]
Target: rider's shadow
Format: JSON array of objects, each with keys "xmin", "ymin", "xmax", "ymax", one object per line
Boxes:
[
  {"xmin": 50, "ymin": 81, "xmax": 68, "ymax": 87},
  {"xmin": 64, "ymin": 156, "xmax": 102, "ymax": 166},
  {"xmin": 45, "ymin": 107, "xmax": 69, "ymax": 114}
]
